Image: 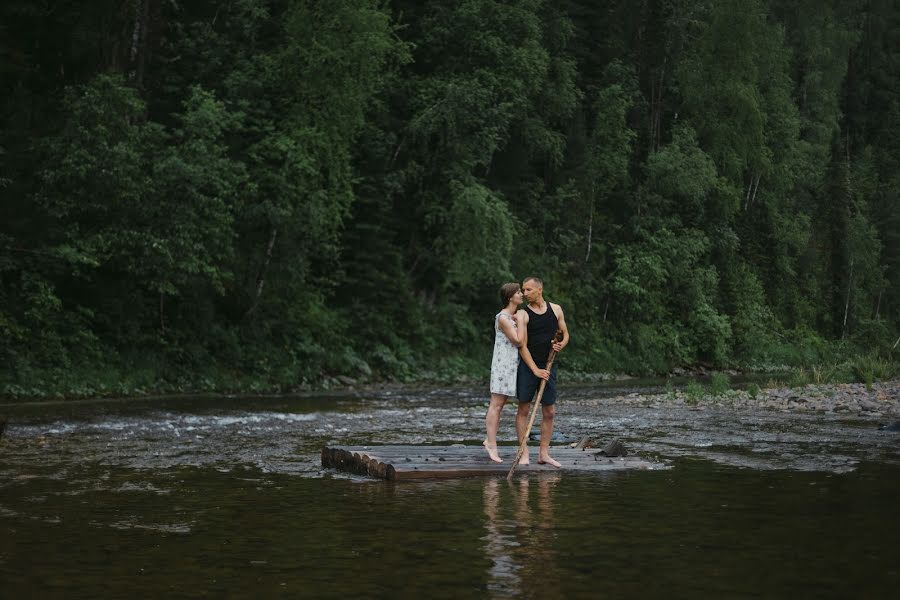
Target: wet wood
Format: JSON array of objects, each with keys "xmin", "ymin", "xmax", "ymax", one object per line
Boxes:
[{"xmin": 321, "ymin": 445, "xmax": 665, "ymax": 481}]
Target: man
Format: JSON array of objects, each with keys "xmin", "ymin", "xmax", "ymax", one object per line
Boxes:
[{"xmin": 514, "ymin": 276, "xmax": 570, "ymax": 467}]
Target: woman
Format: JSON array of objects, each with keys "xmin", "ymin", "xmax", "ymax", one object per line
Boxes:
[{"xmin": 484, "ymin": 282, "xmax": 524, "ymax": 463}]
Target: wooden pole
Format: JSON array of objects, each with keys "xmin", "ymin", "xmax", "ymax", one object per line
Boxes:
[{"xmin": 507, "ymin": 330, "xmax": 563, "ymax": 480}]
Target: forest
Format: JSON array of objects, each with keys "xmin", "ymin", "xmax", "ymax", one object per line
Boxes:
[{"xmin": 1, "ymin": 0, "xmax": 897, "ymax": 396}]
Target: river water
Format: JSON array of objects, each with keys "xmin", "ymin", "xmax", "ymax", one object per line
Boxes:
[{"xmin": 1, "ymin": 384, "xmax": 898, "ymax": 598}]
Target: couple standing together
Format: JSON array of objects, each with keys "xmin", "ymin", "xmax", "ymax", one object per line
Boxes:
[{"xmin": 485, "ymin": 276, "xmax": 570, "ymax": 467}]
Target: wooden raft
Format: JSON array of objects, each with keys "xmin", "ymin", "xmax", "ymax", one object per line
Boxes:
[{"xmin": 321, "ymin": 444, "xmax": 664, "ymax": 480}]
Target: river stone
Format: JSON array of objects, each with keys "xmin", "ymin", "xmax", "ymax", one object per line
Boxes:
[
  {"xmin": 859, "ymin": 399, "xmax": 880, "ymax": 411},
  {"xmin": 597, "ymin": 438, "xmax": 627, "ymax": 457}
]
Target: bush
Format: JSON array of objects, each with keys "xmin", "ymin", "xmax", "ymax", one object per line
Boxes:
[
  {"xmin": 665, "ymin": 379, "xmax": 677, "ymax": 401},
  {"xmin": 685, "ymin": 381, "xmax": 705, "ymax": 405},
  {"xmin": 850, "ymin": 353, "xmax": 897, "ymax": 387},
  {"xmin": 709, "ymin": 372, "xmax": 730, "ymax": 396},
  {"xmin": 810, "ymin": 364, "xmax": 836, "ymax": 385},
  {"xmin": 788, "ymin": 368, "xmax": 810, "ymax": 388}
]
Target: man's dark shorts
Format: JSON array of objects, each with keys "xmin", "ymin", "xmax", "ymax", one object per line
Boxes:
[{"xmin": 516, "ymin": 361, "xmax": 557, "ymax": 405}]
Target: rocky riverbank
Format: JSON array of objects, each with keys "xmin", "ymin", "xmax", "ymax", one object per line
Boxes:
[
  {"xmin": 564, "ymin": 380, "xmax": 899, "ymax": 473},
  {"xmin": 600, "ymin": 380, "xmax": 900, "ymax": 418}
]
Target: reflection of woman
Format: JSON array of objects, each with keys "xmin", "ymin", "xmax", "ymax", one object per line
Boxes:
[
  {"xmin": 485, "ymin": 283, "xmax": 525, "ymax": 463},
  {"xmin": 482, "ymin": 478, "xmax": 521, "ymax": 596}
]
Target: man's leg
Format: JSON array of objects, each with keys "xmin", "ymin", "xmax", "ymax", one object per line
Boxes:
[
  {"xmin": 515, "ymin": 361, "xmax": 539, "ymax": 466},
  {"xmin": 538, "ymin": 404, "xmax": 561, "ymax": 467},
  {"xmin": 515, "ymin": 402, "xmax": 531, "ymax": 465}
]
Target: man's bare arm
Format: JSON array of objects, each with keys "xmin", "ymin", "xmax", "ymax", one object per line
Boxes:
[{"xmin": 552, "ymin": 304, "xmax": 570, "ymax": 353}]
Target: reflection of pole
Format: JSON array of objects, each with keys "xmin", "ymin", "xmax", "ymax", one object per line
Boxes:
[{"xmin": 507, "ymin": 330, "xmax": 563, "ymax": 480}]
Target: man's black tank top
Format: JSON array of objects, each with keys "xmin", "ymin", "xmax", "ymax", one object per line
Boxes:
[{"xmin": 525, "ymin": 302, "xmax": 559, "ymax": 367}]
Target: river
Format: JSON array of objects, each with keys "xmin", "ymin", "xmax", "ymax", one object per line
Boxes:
[{"xmin": 1, "ymin": 384, "xmax": 898, "ymax": 598}]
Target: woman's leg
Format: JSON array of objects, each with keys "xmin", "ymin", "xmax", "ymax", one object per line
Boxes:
[{"xmin": 484, "ymin": 393, "xmax": 507, "ymax": 462}]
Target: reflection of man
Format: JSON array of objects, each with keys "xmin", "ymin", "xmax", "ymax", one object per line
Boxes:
[
  {"xmin": 515, "ymin": 277, "xmax": 570, "ymax": 467},
  {"xmin": 482, "ymin": 475, "xmax": 561, "ymax": 597}
]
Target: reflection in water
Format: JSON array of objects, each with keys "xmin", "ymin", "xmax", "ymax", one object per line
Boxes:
[
  {"xmin": 482, "ymin": 478, "xmax": 520, "ymax": 597},
  {"xmin": 482, "ymin": 475, "xmax": 561, "ymax": 599}
]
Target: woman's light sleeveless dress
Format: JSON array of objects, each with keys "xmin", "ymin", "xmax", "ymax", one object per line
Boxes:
[{"xmin": 490, "ymin": 312, "xmax": 520, "ymax": 397}]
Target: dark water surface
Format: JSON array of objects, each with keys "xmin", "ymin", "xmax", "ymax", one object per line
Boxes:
[{"xmin": 1, "ymin": 387, "xmax": 898, "ymax": 598}]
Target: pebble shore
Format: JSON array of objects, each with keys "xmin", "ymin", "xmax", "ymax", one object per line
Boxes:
[{"xmin": 609, "ymin": 380, "xmax": 900, "ymax": 418}]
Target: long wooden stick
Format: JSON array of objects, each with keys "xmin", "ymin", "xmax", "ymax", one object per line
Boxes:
[{"xmin": 507, "ymin": 330, "xmax": 563, "ymax": 480}]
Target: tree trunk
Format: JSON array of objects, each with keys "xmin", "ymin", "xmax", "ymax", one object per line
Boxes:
[
  {"xmin": 585, "ymin": 184, "xmax": 595, "ymax": 263},
  {"xmin": 744, "ymin": 173, "xmax": 761, "ymax": 210},
  {"xmin": 654, "ymin": 62, "xmax": 665, "ymax": 151},
  {"xmin": 129, "ymin": 0, "xmax": 151, "ymax": 87},
  {"xmin": 649, "ymin": 60, "xmax": 666, "ymax": 153},
  {"xmin": 841, "ymin": 259, "xmax": 853, "ymax": 340},
  {"xmin": 244, "ymin": 227, "xmax": 278, "ymax": 319},
  {"xmin": 159, "ymin": 291, "xmax": 166, "ymax": 332}
]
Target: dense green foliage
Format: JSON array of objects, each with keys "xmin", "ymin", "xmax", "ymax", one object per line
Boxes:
[{"xmin": 1, "ymin": 0, "xmax": 897, "ymax": 395}]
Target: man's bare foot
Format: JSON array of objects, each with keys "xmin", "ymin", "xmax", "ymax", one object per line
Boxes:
[
  {"xmin": 483, "ymin": 440, "xmax": 503, "ymax": 463},
  {"xmin": 517, "ymin": 451, "xmax": 530, "ymax": 466},
  {"xmin": 538, "ymin": 454, "xmax": 562, "ymax": 468}
]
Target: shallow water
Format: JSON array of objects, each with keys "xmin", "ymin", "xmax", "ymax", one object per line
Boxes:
[{"xmin": 1, "ymin": 387, "xmax": 898, "ymax": 597}]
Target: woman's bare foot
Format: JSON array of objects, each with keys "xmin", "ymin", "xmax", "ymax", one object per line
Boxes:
[
  {"xmin": 538, "ymin": 454, "xmax": 562, "ymax": 468},
  {"xmin": 517, "ymin": 450, "xmax": 530, "ymax": 466},
  {"xmin": 483, "ymin": 440, "xmax": 503, "ymax": 463}
]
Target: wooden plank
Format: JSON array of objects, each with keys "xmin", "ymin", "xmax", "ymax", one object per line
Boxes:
[{"xmin": 322, "ymin": 445, "xmax": 665, "ymax": 480}]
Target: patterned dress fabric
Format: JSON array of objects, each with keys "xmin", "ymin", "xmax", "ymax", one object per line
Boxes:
[{"xmin": 490, "ymin": 312, "xmax": 520, "ymax": 397}]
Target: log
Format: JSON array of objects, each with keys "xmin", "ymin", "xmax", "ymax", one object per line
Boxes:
[{"xmin": 322, "ymin": 444, "xmax": 665, "ymax": 480}]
